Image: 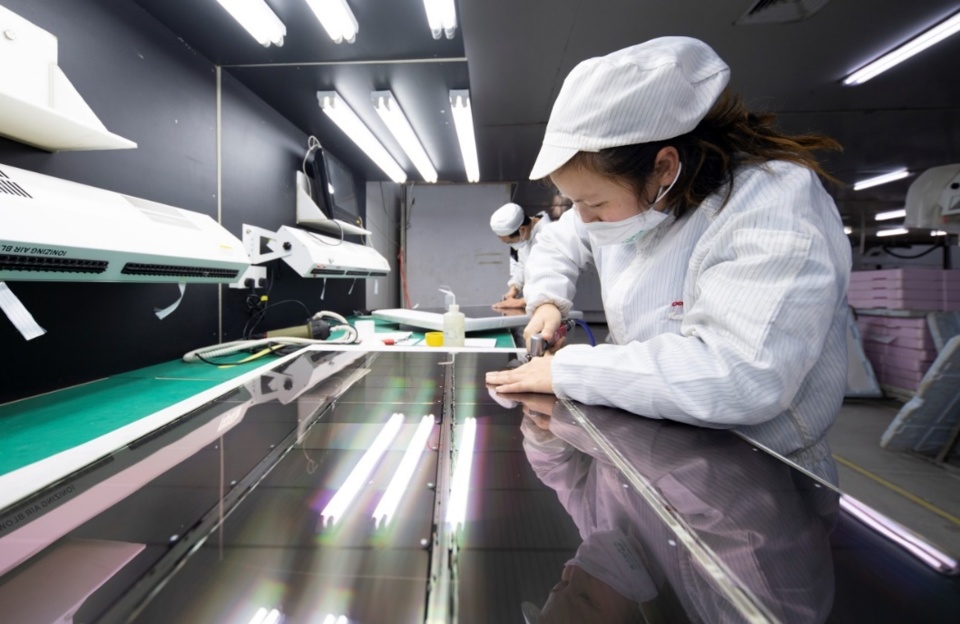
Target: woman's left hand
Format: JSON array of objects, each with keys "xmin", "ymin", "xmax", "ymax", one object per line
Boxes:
[{"xmin": 486, "ymin": 353, "xmax": 555, "ymax": 394}]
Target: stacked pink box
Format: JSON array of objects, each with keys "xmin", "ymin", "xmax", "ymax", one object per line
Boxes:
[
  {"xmin": 847, "ymin": 269, "xmax": 959, "ymax": 311},
  {"xmin": 856, "ymin": 316, "xmax": 936, "ymax": 391}
]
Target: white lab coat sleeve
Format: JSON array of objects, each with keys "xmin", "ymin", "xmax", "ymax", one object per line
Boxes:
[
  {"xmin": 523, "ymin": 210, "xmax": 594, "ymax": 315},
  {"xmin": 507, "ymin": 254, "xmax": 524, "ymax": 290},
  {"xmin": 551, "ymin": 174, "xmax": 849, "ymax": 426}
]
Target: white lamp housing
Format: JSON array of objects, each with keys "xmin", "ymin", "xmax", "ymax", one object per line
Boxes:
[
  {"xmin": 317, "ymin": 91, "xmax": 407, "ymax": 183},
  {"xmin": 853, "ymin": 168, "xmax": 910, "ymax": 191},
  {"xmin": 216, "ymin": 0, "xmax": 286, "ymax": 47},
  {"xmin": 305, "ymin": 0, "xmax": 359, "ymax": 44},
  {"xmin": 844, "ymin": 10, "xmax": 960, "ymax": 85},
  {"xmin": 423, "ymin": 0, "xmax": 457, "ymax": 39},
  {"xmin": 372, "ymin": 90, "xmax": 438, "ymax": 183},
  {"xmin": 450, "ymin": 90, "xmax": 480, "ymax": 183}
]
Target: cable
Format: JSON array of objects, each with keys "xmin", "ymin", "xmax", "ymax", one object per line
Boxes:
[
  {"xmin": 575, "ymin": 319, "xmax": 597, "ymax": 346},
  {"xmin": 880, "ymin": 244, "xmax": 943, "ymax": 259}
]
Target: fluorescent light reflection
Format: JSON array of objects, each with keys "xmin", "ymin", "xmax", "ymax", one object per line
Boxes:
[
  {"xmin": 843, "ymin": 226, "xmax": 853, "ymax": 235},
  {"xmin": 317, "ymin": 91, "xmax": 407, "ymax": 183},
  {"xmin": 844, "ymin": 11, "xmax": 960, "ymax": 85},
  {"xmin": 373, "ymin": 415, "xmax": 434, "ymax": 526},
  {"xmin": 840, "ymin": 495, "xmax": 958, "ymax": 573},
  {"xmin": 931, "ymin": 230, "xmax": 948, "ymax": 236},
  {"xmin": 373, "ymin": 91, "xmax": 438, "ymax": 183},
  {"xmin": 322, "ymin": 616, "xmax": 348, "ymax": 624},
  {"xmin": 423, "ymin": 0, "xmax": 457, "ymax": 39},
  {"xmin": 875, "ymin": 208, "xmax": 907, "ymax": 221},
  {"xmin": 446, "ymin": 417, "xmax": 477, "ymax": 531},
  {"xmin": 216, "ymin": 0, "xmax": 286, "ymax": 47},
  {"xmin": 450, "ymin": 90, "xmax": 479, "ymax": 183},
  {"xmin": 249, "ymin": 607, "xmax": 282, "ymax": 624},
  {"xmin": 854, "ymin": 168, "xmax": 910, "ymax": 190},
  {"xmin": 877, "ymin": 227, "xmax": 909, "ymax": 237},
  {"xmin": 305, "ymin": 0, "xmax": 358, "ymax": 44},
  {"xmin": 321, "ymin": 413, "xmax": 404, "ymax": 527}
]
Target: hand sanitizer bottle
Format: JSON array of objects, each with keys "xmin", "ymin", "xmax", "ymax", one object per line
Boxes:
[{"xmin": 443, "ymin": 303, "xmax": 465, "ymax": 347}]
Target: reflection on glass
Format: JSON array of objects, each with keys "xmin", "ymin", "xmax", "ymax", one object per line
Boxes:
[
  {"xmin": 373, "ymin": 415, "xmax": 435, "ymax": 527},
  {"xmin": 515, "ymin": 396, "xmax": 838, "ymax": 623},
  {"xmin": 447, "ymin": 417, "xmax": 478, "ymax": 531}
]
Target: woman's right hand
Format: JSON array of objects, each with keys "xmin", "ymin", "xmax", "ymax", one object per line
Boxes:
[{"xmin": 523, "ymin": 303, "xmax": 562, "ymax": 349}]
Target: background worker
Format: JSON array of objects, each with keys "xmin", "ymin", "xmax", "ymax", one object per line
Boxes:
[
  {"xmin": 489, "ymin": 202, "xmax": 552, "ymax": 310},
  {"xmin": 486, "ymin": 36, "xmax": 851, "ymax": 483}
]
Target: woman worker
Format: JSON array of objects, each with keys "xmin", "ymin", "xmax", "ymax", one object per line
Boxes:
[
  {"xmin": 490, "ymin": 202, "xmax": 551, "ymax": 310},
  {"xmin": 486, "ymin": 36, "xmax": 851, "ymax": 483}
]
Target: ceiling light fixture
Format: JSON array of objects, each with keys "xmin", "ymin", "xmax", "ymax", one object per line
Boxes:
[
  {"xmin": 875, "ymin": 208, "xmax": 907, "ymax": 221},
  {"xmin": 372, "ymin": 91, "xmax": 438, "ymax": 183},
  {"xmin": 931, "ymin": 230, "xmax": 948, "ymax": 236},
  {"xmin": 876, "ymin": 227, "xmax": 909, "ymax": 237},
  {"xmin": 450, "ymin": 90, "xmax": 479, "ymax": 183},
  {"xmin": 843, "ymin": 226, "xmax": 853, "ymax": 235},
  {"xmin": 853, "ymin": 168, "xmax": 910, "ymax": 190},
  {"xmin": 216, "ymin": 0, "xmax": 286, "ymax": 47},
  {"xmin": 305, "ymin": 0, "xmax": 358, "ymax": 44},
  {"xmin": 317, "ymin": 91, "xmax": 407, "ymax": 183},
  {"xmin": 843, "ymin": 10, "xmax": 960, "ymax": 85},
  {"xmin": 423, "ymin": 0, "xmax": 457, "ymax": 39}
]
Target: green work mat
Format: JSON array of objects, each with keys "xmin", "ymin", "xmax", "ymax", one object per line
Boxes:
[{"xmin": 0, "ymin": 356, "xmax": 277, "ymax": 476}]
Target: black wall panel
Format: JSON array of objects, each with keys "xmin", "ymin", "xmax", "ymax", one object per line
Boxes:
[{"xmin": 0, "ymin": 0, "xmax": 365, "ymax": 403}]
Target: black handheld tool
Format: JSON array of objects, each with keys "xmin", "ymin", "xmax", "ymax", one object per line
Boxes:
[{"xmin": 527, "ymin": 319, "xmax": 576, "ymax": 360}]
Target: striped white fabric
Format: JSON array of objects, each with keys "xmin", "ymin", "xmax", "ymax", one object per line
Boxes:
[
  {"xmin": 525, "ymin": 161, "xmax": 852, "ymax": 478},
  {"xmin": 508, "ymin": 213, "xmax": 551, "ymax": 291}
]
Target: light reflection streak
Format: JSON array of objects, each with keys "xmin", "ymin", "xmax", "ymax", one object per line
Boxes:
[
  {"xmin": 445, "ymin": 417, "xmax": 477, "ymax": 531},
  {"xmin": 322, "ymin": 615, "xmax": 348, "ymax": 624},
  {"xmin": 840, "ymin": 494, "xmax": 959, "ymax": 573},
  {"xmin": 321, "ymin": 413, "xmax": 404, "ymax": 527},
  {"xmin": 249, "ymin": 607, "xmax": 282, "ymax": 624},
  {"xmin": 373, "ymin": 415, "xmax": 435, "ymax": 526}
]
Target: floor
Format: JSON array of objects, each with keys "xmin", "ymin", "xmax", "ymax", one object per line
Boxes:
[{"xmin": 567, "ymin": 322, "xmax": 960, "ymax": 561}]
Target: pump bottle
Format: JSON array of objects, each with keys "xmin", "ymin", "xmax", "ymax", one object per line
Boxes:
[{"xmin": 443, "ymin": 303, "xmax": 465, "ymax": 347}]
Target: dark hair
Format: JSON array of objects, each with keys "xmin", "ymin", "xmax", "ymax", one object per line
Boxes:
[
  {"xmin": 507, "ymin": 214, "xmax": 533, "ymax": 238},
  {"xmin": 557, "ymin": 90, "xmax": 842, "ymax": 218}
]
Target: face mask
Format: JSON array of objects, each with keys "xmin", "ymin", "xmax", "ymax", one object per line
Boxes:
[
  {"xmin": 566, "ymin": 529, "xmax": 658, "ymax": 604},
  {"xmin": 584, "ymin": 162, "xmax": 682, "ymax": 247},
  {"xmin": 508, "ymin": 231, "xmax": 529, "ymax": 251}
]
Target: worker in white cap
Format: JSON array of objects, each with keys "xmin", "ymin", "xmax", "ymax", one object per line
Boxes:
[
  {"xmin": 487, "ymin": 36, "xmax": 851, "ymax": 483},
  {"xmin": 489, "ymin": 202, "xmax": 552, "ymax": 309}
]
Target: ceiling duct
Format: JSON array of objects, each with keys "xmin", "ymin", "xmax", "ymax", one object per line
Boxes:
[{"xmin": 735, "ymin": 0, "xmax": 832, "ymax": 25}]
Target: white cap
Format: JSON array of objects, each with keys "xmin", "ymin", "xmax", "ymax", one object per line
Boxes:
[
  {"xmin": 490, "ymin": 202, "xmax": 525, "ymax": 236},
  {"xmin": 530, "ymin": 37, "xmax": 730, "ymax": 180}
]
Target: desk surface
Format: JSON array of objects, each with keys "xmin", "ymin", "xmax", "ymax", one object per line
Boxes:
[{"xmin": 0, "ymin": 350, "xmax": 957, "ymax": 623}]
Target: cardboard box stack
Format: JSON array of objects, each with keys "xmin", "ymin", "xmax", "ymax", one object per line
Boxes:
[{"xmin": 849, "ymin": 269, "xmax": 959, "ymax": 393}]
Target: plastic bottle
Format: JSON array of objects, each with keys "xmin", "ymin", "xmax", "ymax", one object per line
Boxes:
[{"xmin": 443, "ymin": 303, "xmax": 466, "ymax": 347}]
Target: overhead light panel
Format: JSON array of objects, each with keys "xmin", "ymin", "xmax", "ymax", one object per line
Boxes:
[
  {"xmin": 216, "ymin": 0, "xmax": 286, "ymax": 47},
  {"xmin": 854, "ymin": 168, "xmax": 910, "ymax": 190},
  {"xmin": 423, "ymin": 0, "xmax": 457, "ymax": 39},
  {"xmin": 317, "ymin": 91, "xmax": 407, "ymax": 183},
  {"xmin": 931, "ymin": 230, "xmax": 948, "ymax": 237},
  {"xmin": 843, "ymin": 10, "xmax": 960, "ymax": 85},
  {"xmin": 875, "ymin": 208, "xmax": 907, "ymax": 221},
  {"xmin": 843, "ymin": 226, "xmax": 853, "ymax": 235},
  {"xmin": 305, "ymin": 0, "xmax": 358, "ymax": 44},
  {"xmin": 450, "ymin": 90, "xmax": 479, "ymax": 183},
  {"xmin": 373, "ymin": 91, "xmax": 438, "ymax": 183},
  {"xmin": 877, "ymin": 227, "xmax": 909, "ymax": 237}
]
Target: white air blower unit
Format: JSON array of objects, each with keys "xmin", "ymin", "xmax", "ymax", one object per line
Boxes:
[
  {"xmin": 0, "ymin": 164, "xmax": 250, "ymax": 283},
  {"xmin": 243, "ymin": 224, "xmax": 390, "ymax": 278}
]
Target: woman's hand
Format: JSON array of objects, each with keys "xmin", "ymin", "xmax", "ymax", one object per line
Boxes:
[
  {"xmin": 492, "ymin": 296, "xmax": 526, "ymax": 310},
  {"xmin": 522, "ymin": 303, "xmax": 562, "ymax": 349},
  {"xmin": 485, "ymin": 352, "xmax": 555, "ymax": 394}
]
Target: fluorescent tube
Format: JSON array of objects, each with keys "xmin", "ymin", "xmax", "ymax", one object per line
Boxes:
[
  {"xmin": 373, "ymin": 91, "xmax": 438, "ymax": 183},
  {"xmin": 373, "ymin": 415, "xmax": 435, "ymax": 525},
  {"xmin": 876, "ymin": 227, "xmax": 909, "ymax": 237},
  {"xmin": 875, "ymin": 208, "xmax": 907, "ymax": 221},
  {"xmin": 844, "ymin": 11, "xmax": 960, "ymax": 85},
  {"xmin": 423, "ymin": 0, "xmax": 457, "ymax": 39},
  {"xmin": 317, "ymin": 91, "xmax": 407, "ymax": 183},
  {"xmin": 853, "ymin": 168, "xmax": 910, "ymax": 190},
  {"xmin": 305, "ymin": 0, "xmax": 358, "ymax": 44},
  {"xmin": 843, "ymin": 226, "xmax": 853, "ymax": 235},
  {"xmin": 216, "ymin": 0, "xmax": 285, "ymax": 47},
  {"xmin": 446, "ymin": 417, "xmax": 477, "ymax": 531},
  {"xmin": 450, "ymin": 90, "xmax": 480, "ymax": 183}
]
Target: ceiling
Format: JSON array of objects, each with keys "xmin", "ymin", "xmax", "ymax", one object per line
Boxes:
[{"xmin": 133, "ymin": 0, "xmax": 960, "ymax": 244}]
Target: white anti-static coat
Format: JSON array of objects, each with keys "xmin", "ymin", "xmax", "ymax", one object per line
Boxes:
[
  {"xmin": 524, "ymin": 161, "xmax": 852, "ymax": 476},
  {"xmin": 507, "ymin": 213, "xmax": 551, "ymax": 292}
]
